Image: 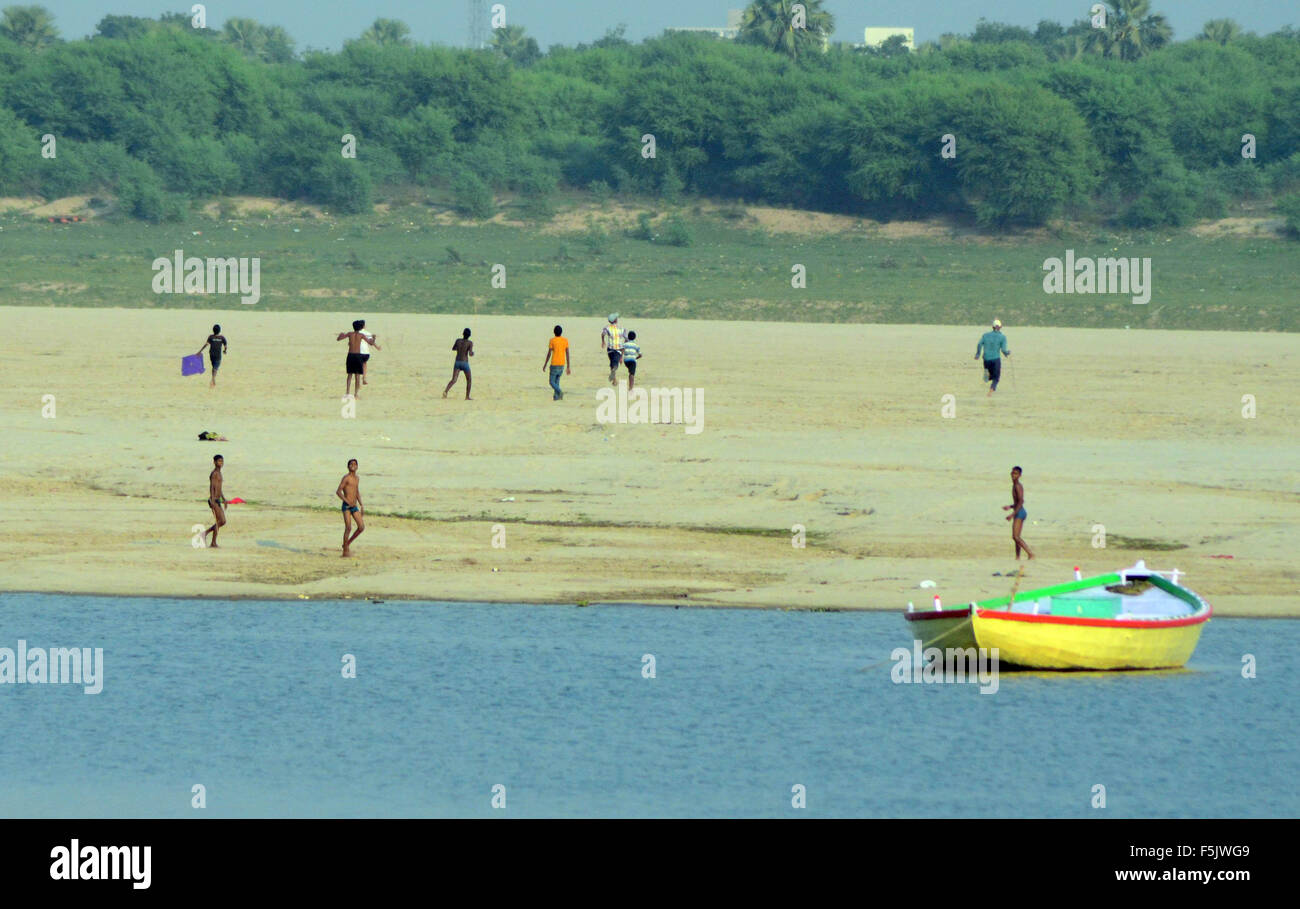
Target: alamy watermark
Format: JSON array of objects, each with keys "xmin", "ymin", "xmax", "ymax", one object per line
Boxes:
[
  {"xmin": 1042, "ymin": 250, "xmax": 1151, "ymax": 304},
  {"xmin": 0, "ymin": 640, "xmax": 103, "ymax": 694},
  {"xmin": 891, "ymin": 641, "xmax": 999, "ymax": 694},
  {"xmin": 595, "ymin": 382, "xmax": 704, "ymax": 434},
  {"xmin": 152, "ymin": 249, "xmax": 261, "ymax": 304},
  {"xmin": 49, "ymin": 840, "xmax": 150, "ymax": 889}
]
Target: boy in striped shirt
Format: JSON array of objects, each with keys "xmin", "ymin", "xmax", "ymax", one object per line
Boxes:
[{"xmin": 621, "ymin": 331, "xmax": 642, "ymax": 391}]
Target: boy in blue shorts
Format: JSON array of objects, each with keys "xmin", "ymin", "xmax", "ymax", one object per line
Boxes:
[
  {"xmin": 443, "ymin": 328, "xmax": 474, "ymax": 400},
  {"xmin": 1002, "ymin": 466, "xmax": 1034, "ymax": 560}
]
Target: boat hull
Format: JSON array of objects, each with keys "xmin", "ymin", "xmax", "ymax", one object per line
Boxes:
[
  {"xmin": 972, "ymin": 609, "xmax": 1210, "ymax": 670},
  {"xmin": 903, "ymin": 607, "xmax": 976, "ymax": 651}
]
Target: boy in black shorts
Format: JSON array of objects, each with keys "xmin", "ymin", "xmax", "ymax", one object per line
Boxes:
[
  {"xmin": 621, "ymin": 331, "xmax": 642, "ymax": 390},
  {"xmin": 337, "ymin": 320, "xmax": 368, "ymax": 398},
  {"xmin": 197, "ymin": 324, "xmax": 227, "ymax": 388}
]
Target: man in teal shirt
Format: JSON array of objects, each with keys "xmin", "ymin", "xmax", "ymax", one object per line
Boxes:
[{"xmin": 975, "ymin": 319, "xmax": 1010, "ymax": 396}]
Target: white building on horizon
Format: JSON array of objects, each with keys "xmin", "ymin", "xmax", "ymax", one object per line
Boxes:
[{"xmin": 667, "ymin": 8, "xmax": 743, "ymax": 40}]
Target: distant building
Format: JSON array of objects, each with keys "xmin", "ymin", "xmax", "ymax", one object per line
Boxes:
[
  {"xmin": 668, "ymin": 8, "xmax": 743, "ymax": 40},
  {"xmin": 862, "ymin": 27, "xmax": 915, "ymax": 51}
]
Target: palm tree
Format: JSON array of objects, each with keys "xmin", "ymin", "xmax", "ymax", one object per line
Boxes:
[
  {"xmin": 1084, "ymin": 0, "xmax": 1172, "ymax": 60},
  {"xmin": 359, "ymin": 18, "xmax": 412, "ymax": 47},
  {"xmin": 222, "ymin": 18, "xmax": 267, "ymax": 58},
  {"xmin": 0, "ymin": 4, "xmax": 60, "ymax": 50},
  {"xmin": 261, "ymin": 25, "xmax": 296, "ymax": 63},
  {"xmin": 491, "ymin": 25, "xmax": 540, "ymax": 65},
  {"xmin": 1199, "ymin": 19, "xmax": 1240, "ymax": 45},
  {"xmin": 218, "ymin": 18, "xmax": 295, "ymax": 62},
  {"xmin": 738, "ymin": 0, "xmax": 834, "ymax": 60},
  {"xmin": 1047, "ymin": 32, "xmax": 1089, "ymax": 62}
]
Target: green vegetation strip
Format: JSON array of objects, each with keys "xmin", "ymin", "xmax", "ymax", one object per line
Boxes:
[{"xmin": 2, "ymin": 216, "xmax": 1295, "ymax": 331}]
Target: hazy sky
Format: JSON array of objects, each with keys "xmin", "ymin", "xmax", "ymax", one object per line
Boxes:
[{"xmin": 35, "ymin": 1, "xmax": 1299, "ymax": 50}]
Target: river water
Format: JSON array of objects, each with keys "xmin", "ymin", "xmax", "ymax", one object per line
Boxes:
[{"xmin": 1, "ymin": 593, "xmax": 1294, "ymax": 817}]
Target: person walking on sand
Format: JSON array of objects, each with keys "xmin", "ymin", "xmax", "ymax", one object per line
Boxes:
[
  {"xmin": 443, "ymin": 328, "xmax": 474, "ymax": 399},
  {"xmin": 975, "ymin": 318, "xmax": 1011, "ymax": 397},
  {"xmin": 204, "ymin": 454, "xmax": 227, "ymax": 548},
  {"xmin": 543, "ymin": 325, "xmax": 571, "ymax": 400},
  {"xmin": 336, "ymin": 458, "xmax": 365, "ymax": 557},
  {"xmin": 601, "ymin": 313, "xmax": 624, "ymax": 385},
  {"xmin": 357, "ymin": 319, "xmax": 380, "ymax": 386},
  {"xmin": 1002, "ymin": 465, "xmax": 1035, "ymax": 560},
  {"xmin": 197, "ymin": 324, "xmax": 227, "ymax": 388},
  {"xmin": 621, "ymin": 330, "xmax": 642, "ymax": 391},
  {"xmin": 337, "ymin": 320, "xmax": 369, "ymax": 399}
]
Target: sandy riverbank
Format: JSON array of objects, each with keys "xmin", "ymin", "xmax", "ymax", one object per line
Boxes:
[{"xmin": 2, "ymin": 307, "xmax": 1296, "ymax": 614}]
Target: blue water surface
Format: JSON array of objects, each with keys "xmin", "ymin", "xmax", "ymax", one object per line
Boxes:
[{"xmin": 0, "ymin": 593, "xmax": 1294, "ymax": 818}]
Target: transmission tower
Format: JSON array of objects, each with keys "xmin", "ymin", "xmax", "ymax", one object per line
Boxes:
[{"xmin": 468, "ymin": 0, "xmax": 488, "ymax": 49}]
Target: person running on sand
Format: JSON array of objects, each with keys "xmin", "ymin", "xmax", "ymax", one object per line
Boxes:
[
  {"xmin": 204, "ymin": 454, "xmax": 226, "ymax": 548},
  {"xmin": 601, "ymin": 313, "xmax": 624, "ymax": 385},
  {"xmin": 336, "ymin": 458, "xmax": 365, "ymax": 557},
  {"xmin": 975, "ymin": 318, "xmax": 1011, "ymax": 397},
  {"xmin": 197, "ymin": 324, "xmax": 227, "ymax": 388},
  {"xmin": 1002, "ymin": 466, "xmax": 1035, "ymax": 560},
  {"xmin": 443, "ymin": 328, "xmax": 474, "ymax": 400},
  {"xmin": 621, "ymin": 331, "xmax": 642, "ymax": 391},
  {"xmin": 337, "ymin": 321, "xmax": 369, "ymax": 399},
  {"xmin": 543, "ymin": 325, "xmax": 571, "ymax": 400},
  {"xmin": 357, "ymin": 319, "xmax": 380, "ymax": 386}
]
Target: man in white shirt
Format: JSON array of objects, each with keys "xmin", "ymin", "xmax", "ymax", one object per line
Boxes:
[{"xmin": 358, "ymin": 319, "xmax": 380, "ymax": 385}]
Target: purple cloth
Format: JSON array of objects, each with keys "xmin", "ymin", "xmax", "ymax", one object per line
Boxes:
[{"xmin": 182, "ymin": 354, "xmax": 205, "ymax": 376}]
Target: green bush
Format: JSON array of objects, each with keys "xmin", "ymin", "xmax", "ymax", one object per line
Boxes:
[
  {"xmin": 1120, "ymin": 153, "xmax": 1198, "ymax": 227},
  {"xmin": 629, "ymin": 211, "xmax": 655, "ymax": 241},
  {"xmin": 155, "ymin": 135, "xmax": 241, "ymax": 196},
  {"xmin": 658, "ymin": 166, "xmax": 684, "ymax": 203},
  {"xmin": 1267, "ymin": 152, "xmax": 1300, "ymax": 195},
  {"xmin": 661, "ymin": 213, "xmax": 692, "ymax": 247},
  {"xmin": 0, "ymin": 106, "xmax": 38, "ymax": 195},
  {"xmin": 1277, "ymin": 192, "xmax": 1300, "ymax": 238},
  {"xmin": 1211, "ymin": 160, "xmax": 1269, "ymax": 200},
  {"xmin": 120, "ymin": 178, "xmax": 187, "ymax": 222},
  {"xmin": 1121, "ymin": 179, "xmax": 1196, "ymax": 228},
  {"xmin": 517, "ymin": 192, "xmax": 555, "ymax": 223},
  {"xmin": 583, "ymin": 216, "xmax": 609, "ymax": 253},
  {"xmin": 451, "ymin": 170, "xmax": 495, "ymax": 220},
  {"xmin": 310, "ymin": 155, "xmax": 372, "ymax": 214},
  {"xmin": 1194, "ymin": 182, "xmax": 1228, "ymax": 220}
]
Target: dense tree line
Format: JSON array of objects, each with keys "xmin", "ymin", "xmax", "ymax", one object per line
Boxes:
[{"xmin": 0, "ymin": 3, "xmax": 1297, "ymax": 229}]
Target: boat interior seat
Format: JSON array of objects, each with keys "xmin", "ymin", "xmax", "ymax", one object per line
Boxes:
[{"xmin": 1112, "ymin": 586, "xmax": 1195, "ymax": 618}]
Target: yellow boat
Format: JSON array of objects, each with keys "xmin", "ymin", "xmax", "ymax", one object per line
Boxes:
[{"xmin": 904, "ymin": 562, "xmax": 1212, "ymax": 671}]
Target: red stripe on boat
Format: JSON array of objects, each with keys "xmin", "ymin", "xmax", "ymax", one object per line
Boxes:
[
  {"xmin": 975, "ymin": 605, "xmax": 1212, "ymax": 629},
  {"xmin": 904, "ymin": 608, "xmax": 971, "ymax": 622}
]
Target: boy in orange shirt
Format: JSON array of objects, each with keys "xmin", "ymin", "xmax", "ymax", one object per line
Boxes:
[{"xmin": 543, "ymin": 325, "xmax": 571, "ymax": 400}]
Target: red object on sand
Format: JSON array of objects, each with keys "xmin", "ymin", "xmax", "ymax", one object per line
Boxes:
[{"xmin": 227, "ymin": 498, "xmax": 245, "ymax": 504}]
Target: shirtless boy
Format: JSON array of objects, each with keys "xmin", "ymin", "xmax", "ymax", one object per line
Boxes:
[
  {"xmin": 1002, "ymin": 465, "xmax": 1035, "ymax": 560},
  {"xmin": 337, "ymin": 321, "xmax": 369, "ymax": 398},
  {"xmin": 336, "ymin": 458, "xmax": 364, "ymax": 557},
  {"xmin": 204, "ymin": 454, "xmax": 226, "ymax": 548},
  {"xmin": 442, "ymin": 328, "xmax": 474, "ymax": 400}
]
